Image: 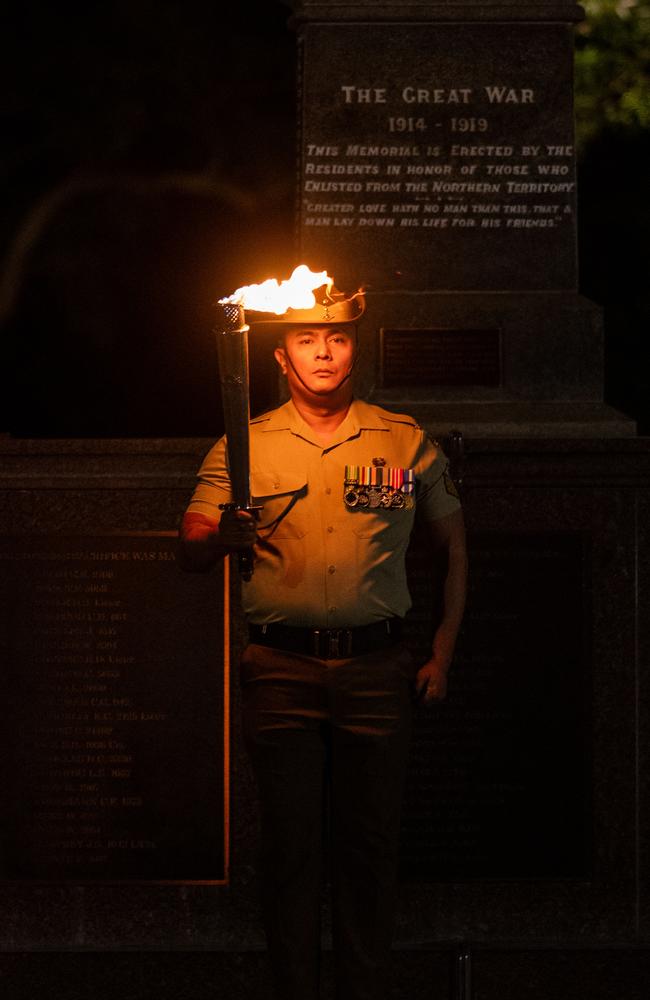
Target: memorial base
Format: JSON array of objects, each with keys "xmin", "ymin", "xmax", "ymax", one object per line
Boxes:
[
  {"xmin": 1, "ymin": 435, "xmax": 649, "ymax": 977},
  {"xmin": 1, "ymin": 945, "xmax": 649, "ymax": 1000}
]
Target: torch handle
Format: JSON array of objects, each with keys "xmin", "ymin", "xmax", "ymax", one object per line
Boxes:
[
  {"xmin": 238, "ymin": 547, "xmax": 255, "ymax": 583},
  {"xmin": 214, "ymin": 324, "xmax": 252, "ymax": 512},
  {"xmin": 213, "ymin": 302, "xmax": 257, "ymax": 580},
  {"xmin": 218, "ymin": 502, "xmax": 263, "ymax": 583}
]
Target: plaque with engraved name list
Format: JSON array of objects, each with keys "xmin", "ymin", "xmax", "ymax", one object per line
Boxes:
[{"xmin": 0, "ymin": 534, "xmax": 228, "ymax": 884}]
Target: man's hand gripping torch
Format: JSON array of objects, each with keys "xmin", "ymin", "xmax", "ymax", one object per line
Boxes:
[{"xmin": 213, "ymin": 302, "xmax": 262, "ymax": 582}]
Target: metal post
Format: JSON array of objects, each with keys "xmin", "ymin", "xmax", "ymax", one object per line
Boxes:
[{"xmin": 454, "ymin": 944, "xmax": 472, "ymax": 1000}]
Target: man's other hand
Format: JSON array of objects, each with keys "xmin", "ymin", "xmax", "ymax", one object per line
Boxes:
[{"xmin": 414, "ymin": 658, "xmax": 449, "ymax": 705}]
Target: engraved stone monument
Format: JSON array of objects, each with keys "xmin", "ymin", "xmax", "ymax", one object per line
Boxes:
[
  {"xmin": 0, "ymin": 534, "xmax": 227, "ymax": 883},
  {"xmin": 293, "ymin": 0, "xmax": 635, "ymax": 436}
]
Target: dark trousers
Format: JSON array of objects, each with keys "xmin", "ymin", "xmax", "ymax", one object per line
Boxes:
[{"xmin": 240, "ymin": 640, "xmax": 415, "ymax": 1000}]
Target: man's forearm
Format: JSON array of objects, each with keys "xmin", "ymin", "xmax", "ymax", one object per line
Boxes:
[
  {"xmin": 431, "ymin": 541, "xmax": 467, "ymax": 671},
  {"xmin": 429, "ymin": 511, "xmax": 468, "ymax": 672},
  {"xmin": 415, "ymin": 521, "xmax": 468, "ymax": 704}
]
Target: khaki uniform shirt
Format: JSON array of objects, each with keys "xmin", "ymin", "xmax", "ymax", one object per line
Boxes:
[{"xmin": 188, "ymin": 398, "xmax": 461, "ymax": 628}]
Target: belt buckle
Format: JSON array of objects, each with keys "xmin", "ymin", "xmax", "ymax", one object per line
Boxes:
[
  {"xmin": 312, "ymin": 628, "xmax": 353, "ymax": 658},
  {"xmin": 328, "ymin": 628, "xmax": 352, "ymax": 658}
]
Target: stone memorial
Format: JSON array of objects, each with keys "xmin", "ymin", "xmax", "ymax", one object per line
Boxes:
[
  {"xmin": 1, "ymin": 3, "xmax": 650, "ymax": 998},
  {"xmin": 293, "ymin": 0, "xmax": 635, "ymax": 436}
]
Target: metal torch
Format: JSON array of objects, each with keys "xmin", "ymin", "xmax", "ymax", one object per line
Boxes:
[{"xmin": 213, "ymin": 302, "xmax": 261, "ymax": 581}]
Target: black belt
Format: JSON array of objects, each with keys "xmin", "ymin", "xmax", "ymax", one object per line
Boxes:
[{"xmin": 248, "ymin": 618, "xmax": 403, "ymax": 660}]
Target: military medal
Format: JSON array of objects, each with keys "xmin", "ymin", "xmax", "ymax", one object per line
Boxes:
[{"xmin": 343, "ymin": 464, "xmax": 416, "ymax": 510}]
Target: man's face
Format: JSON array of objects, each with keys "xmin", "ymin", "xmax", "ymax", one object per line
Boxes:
[{"xmin": 274, "ymin": 325, "xmax": 356, "ymax": 397}]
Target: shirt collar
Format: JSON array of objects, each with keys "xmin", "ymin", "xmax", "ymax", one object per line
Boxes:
[{"xmin": 258, "ymin": 398, "xmax": 388, "ymax": 446}]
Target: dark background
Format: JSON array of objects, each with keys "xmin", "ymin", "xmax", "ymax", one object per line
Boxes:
[{"xmin": 1, "ymin": 0, "xmax": 648, "ymax": 437}]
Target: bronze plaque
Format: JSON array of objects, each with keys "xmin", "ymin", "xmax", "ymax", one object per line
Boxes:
[
  {"xmin": 381, "ymin": 327, "xmax": 501, "ymax": 387},
  {"xmin": 401, "ymin": 530, "xmax": 590, "ymax": 880},
  {"xmin": 0, "ymin": 534, "xmax": 228, "ymax": 883}
]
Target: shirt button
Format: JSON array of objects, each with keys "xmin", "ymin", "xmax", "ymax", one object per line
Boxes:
[
  {"xmin": 328, "ymin": 565, "xmax": 336, "ymax": 574},
  {"xmin": 327, "ymin": 526, "xmax": 334, "ymax": 533},
  {"xmin": 325, "ymin": 487, "xmax": 332, "ymax": 495},
  {"xmin": 273, "ymin": 481, "xmax": 279, "ymax": 489},
  {"xmin": 329, "ymin": 606, "xmax": 337, "ymax": 614}
]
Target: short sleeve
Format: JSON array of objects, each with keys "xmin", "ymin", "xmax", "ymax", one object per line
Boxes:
[
  {"xmin": 185, "ymin": 436, "xmax": 233, "ymax": 517},
  {"xmin": 414, "ymin": 432, "xmax": 462, "ymax": 522}
]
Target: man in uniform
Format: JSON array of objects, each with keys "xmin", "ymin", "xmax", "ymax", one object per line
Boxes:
[{"xmin": 180, "ymin": 287, "xmax": 467, "ymax": 1000}]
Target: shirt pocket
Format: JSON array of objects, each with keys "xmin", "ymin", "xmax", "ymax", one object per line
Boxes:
[{"xmin": 251, "ymin": 470, "xmax": 308, "ymax": 539}]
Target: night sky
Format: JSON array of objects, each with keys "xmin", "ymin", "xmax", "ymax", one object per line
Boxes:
[{"xmin": 2, "ymin": 1, "xmax": 648, "ymax": 436}]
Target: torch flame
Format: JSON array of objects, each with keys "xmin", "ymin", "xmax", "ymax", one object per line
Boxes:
[{"xmin": 219, "ymin": 264, "xmax": 334, "ymax": 315}]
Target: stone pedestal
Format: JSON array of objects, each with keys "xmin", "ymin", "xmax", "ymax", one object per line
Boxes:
[{"xmin": 1, "ymin": 436, "xmax": 650, "ymax": 1000}]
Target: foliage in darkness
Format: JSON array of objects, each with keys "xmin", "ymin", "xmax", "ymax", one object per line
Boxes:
[{"xmin": 575, "ymin": 0, "xmax": 650, "ymax": 146}]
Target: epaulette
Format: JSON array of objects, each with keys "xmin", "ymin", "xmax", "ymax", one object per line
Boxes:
[
  {"xmin": 372, "ymin": 405, "xmax": 420, "ymax": 429},
  {"xmin": 250, "ymin": 411, "xmax": 274, "ymax": 426}
]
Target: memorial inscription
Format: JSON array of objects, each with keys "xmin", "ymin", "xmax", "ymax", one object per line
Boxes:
[
  {"xmin": 300, "ymin": 23, "xmax": 577, "ymax": 290},
  {"xmin": 0, "ymin": 535, "xmax": 227, "ymax": 883}
]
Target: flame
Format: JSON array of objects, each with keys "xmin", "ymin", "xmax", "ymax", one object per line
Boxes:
[{"xmin": 219, "ymin": 264, "xmax": 334, "ymax": 315}]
